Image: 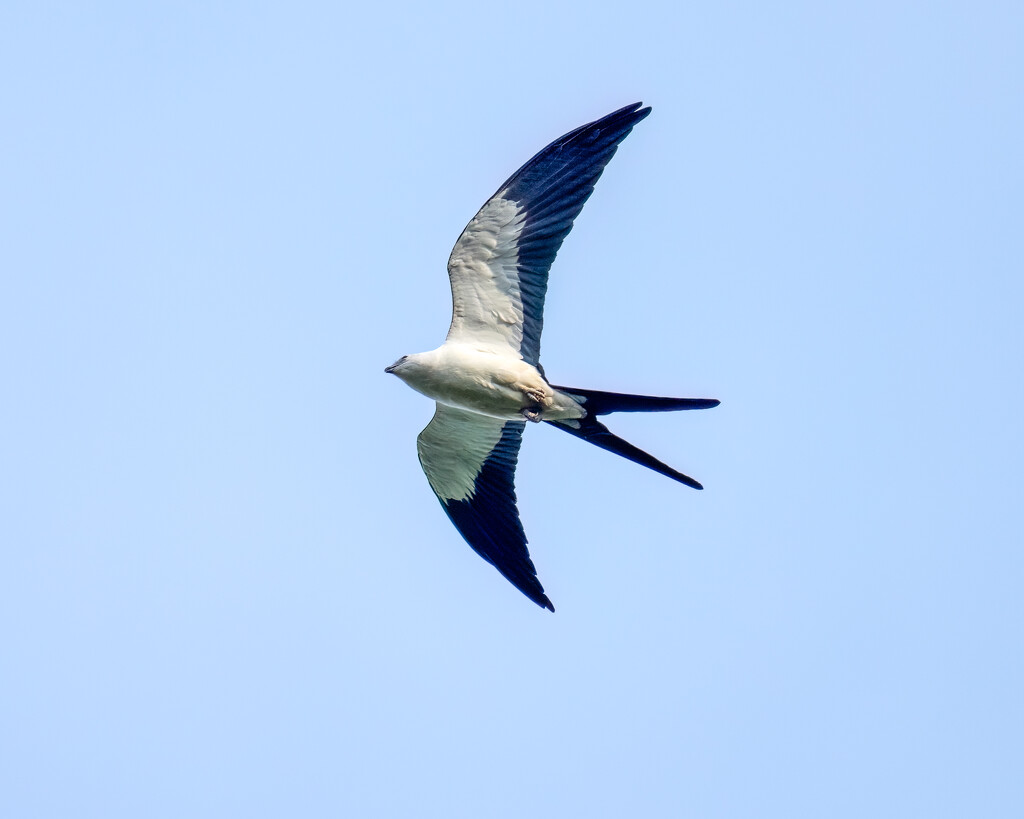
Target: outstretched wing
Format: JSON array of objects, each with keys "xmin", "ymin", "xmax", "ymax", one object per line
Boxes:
[
  {"xmin": 445, "ymin": 102, "xmax": 652, "ymax": 366},
  {"xmin": 416, "ymin": 405, "xmax": 553, "ymax": 611}
]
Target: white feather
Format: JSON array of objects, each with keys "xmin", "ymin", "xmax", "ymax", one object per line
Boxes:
[
  {"xmin": 416, "ymin": 405, "xmax": 505, "ymax": 502},
  {"xmin": 445, "ymin": 195, "xmax": 527, "ymax": 354}
]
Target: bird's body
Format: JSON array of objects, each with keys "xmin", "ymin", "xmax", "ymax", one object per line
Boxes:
[
  {"xmin": 387, "ymin": 346, "xmax": 584, "ymax": 423},
  {"xmin": 386, "ymin": 103, "xmax": 718, "ymax": 611}
]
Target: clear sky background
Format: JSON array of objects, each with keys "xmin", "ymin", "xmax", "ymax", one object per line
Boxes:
[{"xmin": 2, "ymin": 2, "xmax": 1022, "ymax": 817}]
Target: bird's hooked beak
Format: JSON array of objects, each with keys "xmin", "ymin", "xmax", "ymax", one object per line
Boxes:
[{"xmin": 385, "ymin": 355, "xmax": 408, "ymax": 375}]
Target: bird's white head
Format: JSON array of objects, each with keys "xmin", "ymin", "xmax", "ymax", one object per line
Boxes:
[
  {"xmin": 384, "ymin": 353, "xmax": 428, "ymax": 382},
  {"xmin": 384, "ymin": 351, "xmax": 439, "ymax": 397},
  {"xmin": 384, "ymin": 354, "xmax": 409, "ymax": 376}
]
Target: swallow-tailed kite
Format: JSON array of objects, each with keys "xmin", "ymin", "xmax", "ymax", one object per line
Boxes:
[{"xmin": 386, "ymin": 102, "xmax": 718, "ymax": 611}]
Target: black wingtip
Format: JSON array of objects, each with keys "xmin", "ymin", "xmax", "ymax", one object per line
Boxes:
[
  {"xmin": 521, "ymin": 587, "xmax": 555, "ymax": 612},
  {"xmin": 521, "ymin": 582, "xmax": 555, "ymax": 612},
  {"xmin": 600, "ymin": 102, "xmax": 652, "ymax": 132},
  {"xmin": 518, "ymin": 577, "xmax": 555, "ymax": 611},
  {"xmin": 621, "ymin": 101, "xmax": 651, "ymax": 117},
  {"xmin": 523, "ymin": 582, "xmax": 555, "ymax": 612}
]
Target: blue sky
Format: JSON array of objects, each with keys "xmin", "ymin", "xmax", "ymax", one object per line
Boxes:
[{"xmin": 2, "ymin": 1, "xmax": 1022, "ymax": 816}]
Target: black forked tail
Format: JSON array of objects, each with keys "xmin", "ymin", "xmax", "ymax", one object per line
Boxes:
[
  {"xmin": 544, "ymin": 386, "xmax": 719, "ymax": 490},
  {"xmin": 549, "ymin": 385, "xmax": 720, "ymax": 416}
]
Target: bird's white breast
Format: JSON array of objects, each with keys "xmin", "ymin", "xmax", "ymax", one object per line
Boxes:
[{"xmin": 394, "ymin": 343, "xmax": 583, "ymax": 422}]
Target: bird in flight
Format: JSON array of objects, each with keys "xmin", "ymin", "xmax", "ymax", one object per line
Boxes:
[{"xmin": 386, "ymin": 102, "xmax": 718, "ymax": 611}]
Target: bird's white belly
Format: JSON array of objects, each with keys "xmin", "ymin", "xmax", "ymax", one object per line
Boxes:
[{"xmin": 401, "ymin": 344, "xmax": 583, "ymax": 422}]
